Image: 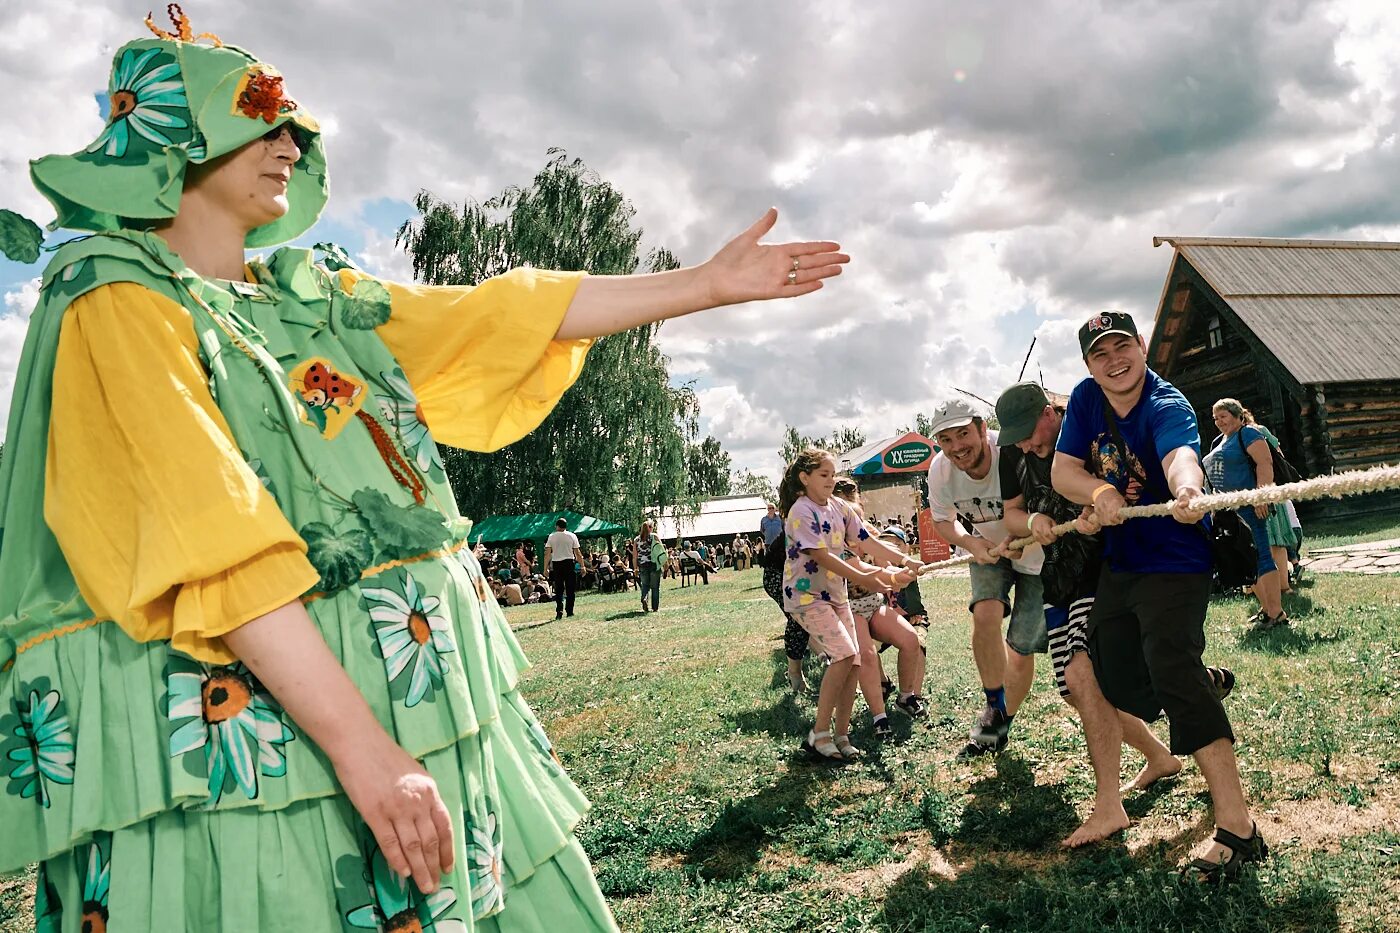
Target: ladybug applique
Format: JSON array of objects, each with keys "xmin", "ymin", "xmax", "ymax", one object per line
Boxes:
[
  {"xmin": 288, "ymin": 357, "xmax": 368, "ymax": 439},
  {"xmin": 300, "ymin": 361, "xmax": 362, "ymax": 410}
]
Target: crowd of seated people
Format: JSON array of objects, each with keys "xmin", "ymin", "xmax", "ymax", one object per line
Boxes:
[{"xmin": 474, "ymin": 530, "xmax": 772, "ymax": 607}]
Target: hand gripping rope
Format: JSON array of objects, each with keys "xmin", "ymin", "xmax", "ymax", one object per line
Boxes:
[{"xmin": 914, "ymin": 463, "xmax": 1400, "ymax": 575}]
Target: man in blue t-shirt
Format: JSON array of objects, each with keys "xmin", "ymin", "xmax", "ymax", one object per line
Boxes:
[
  {"xmin": 1052, "ymin": 311, "xmax": 1266, "ymax": 879},
  {"xmin": 760, "ymin": 503, "xmax": 785, "ymax": 548}
]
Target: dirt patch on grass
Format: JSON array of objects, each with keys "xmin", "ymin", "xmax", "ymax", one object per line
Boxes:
[
  {"xmin": 648, "ymin": 852, "xmax": 688, "ymax": 871},
  {"xmin": 1256, "ymin": 797, "xmax": 1400, "ymax": 852},
  {"xmin": 756, "ymin": 850, "xmax": 815, "ymax": 873},
  {"xmin": 823, "ymin": 838, "xmax": 1098, "ymax": 899},
  {"xmin": 548, "ymin": 703, "xmax": 623, "ymax": 741},
  {"xmin": 823, "ymin": 832, "xmax": 958, "ymax": 895}
]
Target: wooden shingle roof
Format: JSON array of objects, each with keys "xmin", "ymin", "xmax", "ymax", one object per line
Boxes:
[{"xmin": 1152, "ymin": 236, "xmax": 1400, "ymax": 385}]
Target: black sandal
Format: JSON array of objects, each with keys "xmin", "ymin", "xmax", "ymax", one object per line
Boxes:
[
  {"xmin": 1206, "ymin": 666, "xmax": 1235, "ymax": 701},
  {"xmin": 1187, "ymin": 823, "xmax": 1268, "ymax": 882}
]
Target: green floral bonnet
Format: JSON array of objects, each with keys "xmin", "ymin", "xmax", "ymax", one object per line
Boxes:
[{"xmin": 26, "ymin": 5, "xmax": 327, "ymax": 250}]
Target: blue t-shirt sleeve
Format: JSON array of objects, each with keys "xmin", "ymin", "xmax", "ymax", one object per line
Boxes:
[
  {"xmin": 1238, "ymin": 425, "xmax": 1265, "ymax": 449},
  {"xmin": 1149, "ymin": 395, "xmax": 1201, "ymax": 464},
  {"xmin": 1055, "ymin": 380, "xmax": 1096, "ymax": 459}
]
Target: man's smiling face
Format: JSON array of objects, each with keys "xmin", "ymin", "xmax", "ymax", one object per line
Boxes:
[
  {"xmin": 1086, "ymin": 334, "xmax": 1147, "ymax": 396},
  {"xmin": 934, "ymin": 421, "xmax": 989, "ymax": 475}
]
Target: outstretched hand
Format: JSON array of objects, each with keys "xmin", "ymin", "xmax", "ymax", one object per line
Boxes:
[{"xmin": 700, "ymin": 208, "xmax": 850, "ymax": 307}]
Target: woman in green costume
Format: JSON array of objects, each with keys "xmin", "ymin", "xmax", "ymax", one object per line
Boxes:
[{"xmin": 0, "ymin": 8, "xmax": 847, "ymax": 931}]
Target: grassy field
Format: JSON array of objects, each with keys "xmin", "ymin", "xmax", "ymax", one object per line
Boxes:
[
  {"xmin": 4, "ymin": 565, "xmax": 1399, "ymax": 931},
  {"xmin": 1303, "ymin": 510, "xmax": 1400, "ymax": 551}
]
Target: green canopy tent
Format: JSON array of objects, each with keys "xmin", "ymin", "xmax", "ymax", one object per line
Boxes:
[{"xmin": 469, "ymin": 510, "xmax": 630, "ymax": 553}]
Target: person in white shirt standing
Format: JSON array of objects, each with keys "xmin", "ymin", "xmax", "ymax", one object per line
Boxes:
[
  {"xmin": 543, "ymin": 517, "xmax": 584, "ymax": 620},
  {"xmin": 926, "ymin": 399, "xmax": 1046, "ymax": 756}
]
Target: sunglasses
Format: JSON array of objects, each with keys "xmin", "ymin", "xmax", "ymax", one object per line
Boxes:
[{"xmin": 261, "ymin": 122, "xmax": 313, "ymax": 153}]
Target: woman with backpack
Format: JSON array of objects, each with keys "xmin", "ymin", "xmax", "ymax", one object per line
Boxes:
[{"xmin": 1204, "ymin": 399, "xmax": 1288, "ymax": 631}]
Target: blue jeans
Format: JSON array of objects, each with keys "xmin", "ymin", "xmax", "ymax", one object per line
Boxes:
[
  {"xmin": 1237, "ymin": 507, "xmax": 1277, "ymax": 577},
  {"xmin": 638, "ymin": 564, "xmax": 661, "ymax": 611}
]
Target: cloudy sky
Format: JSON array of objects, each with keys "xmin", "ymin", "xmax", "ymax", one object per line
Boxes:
[{"xmin": 4, "ymin": 0, "xmax": 1400, "ymax": 479}]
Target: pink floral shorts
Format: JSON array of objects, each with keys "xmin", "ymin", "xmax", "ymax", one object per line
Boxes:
[{"xmin": 794, "ymin": 601, "xmax": 860, "ymax": 664}]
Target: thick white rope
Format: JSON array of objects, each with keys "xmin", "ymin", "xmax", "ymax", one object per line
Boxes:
[{"xmin": 915, "ymin": 462, "xmax": 1400, "ymax": 575}]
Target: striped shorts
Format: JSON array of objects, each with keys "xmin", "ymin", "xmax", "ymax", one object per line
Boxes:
[{"xmin": 1045, "ymin": 595, "xmax": 1094, "ymax": 698}]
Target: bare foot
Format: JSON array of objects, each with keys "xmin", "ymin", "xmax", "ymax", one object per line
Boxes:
[
  {"xmin": 1121, "ymin": 756, "xmax": 1183, "ymax": 794},
  {"xmin": 1061, "ymin": 803, "xmax": 1130, "ymax": 848}
]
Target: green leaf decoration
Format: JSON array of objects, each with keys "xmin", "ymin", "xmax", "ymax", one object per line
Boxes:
[
  {"xmin": 300, "ymin": 521, "xmax": 375, "ymax": 592},
  {"xmin": 351, "ymin": 488, "xmax": 449, "ymax": 563},
  {"xmin": 338, "ymin": 278, "xmax": 392, "ymax": 330},
  {"xmin": 313, "ymin": 241, "xmax": 359, "ymax": 272},
  {"xmin": 0, "ymin": 210, "xmax": 44, "ymax": 264},
  {"xmin": 446, "ymin": 517, "xmax": 475, "ymax": 543}
]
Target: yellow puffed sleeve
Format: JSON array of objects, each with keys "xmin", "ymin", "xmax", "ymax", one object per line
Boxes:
[
  {"xmin": 339, "ymin": 268, "xmax": 594, "ymax": 452},
  {"xmin": 45, "ymin": 283, "xmax": 320, "ymax": 664}
]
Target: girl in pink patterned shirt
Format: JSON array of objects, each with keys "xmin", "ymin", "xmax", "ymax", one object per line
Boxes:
[{"xmin": 777, "ymin": 449, "xmax": 920, "ymax": 761}]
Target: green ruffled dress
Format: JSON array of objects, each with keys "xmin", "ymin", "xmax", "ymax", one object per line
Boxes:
[{"xmin": 0, "ymin": 231, "xmax": 617, "ymax": 932}]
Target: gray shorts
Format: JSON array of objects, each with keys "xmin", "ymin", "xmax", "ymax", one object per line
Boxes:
[{"xmin": 968, "ymin": 559, "xmax": 1048, "ymax": 656}]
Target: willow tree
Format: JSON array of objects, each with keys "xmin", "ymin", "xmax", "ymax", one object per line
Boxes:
[
  {"xmin": 396, "ymin": 149, "xmax": 698, "ymax": 526},
  {"xmin": 778, "ymin": 425, "xmax": 868, "ymax": 467}
]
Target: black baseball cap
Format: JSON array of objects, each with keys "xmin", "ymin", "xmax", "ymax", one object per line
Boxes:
[{"xmin": 1078, "ymin": 311, "xmax": 1139, "ymax": 356}]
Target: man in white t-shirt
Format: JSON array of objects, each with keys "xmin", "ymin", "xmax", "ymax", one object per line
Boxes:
[
  {"xmin": 543, "ymin": 517, "xmax": 584, "ymax": 620},
  {"xmin": 927, "ymin": 398, "xmax": 1047, "ymax": 756}
]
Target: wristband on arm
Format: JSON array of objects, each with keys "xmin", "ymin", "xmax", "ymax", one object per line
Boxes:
[{"xmin": 1090, "ymin": 483, "xmax": 1117, "ymax": 504}]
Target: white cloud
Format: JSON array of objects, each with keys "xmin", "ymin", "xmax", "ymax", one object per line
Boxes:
[
  {"xmin": 3, "ymin": 0, "xmax": 1399, "ymax": 477},
  {"xmin": 3, "ymin": 278, "xmax": 40, "ymax": 320},
  {"xmin": 0, "ymin": 278, "xmax": 41, "ymax": 441},
  {"xmin": 356, "ymin": 226, "xmax": 416, "ymax": 284}
]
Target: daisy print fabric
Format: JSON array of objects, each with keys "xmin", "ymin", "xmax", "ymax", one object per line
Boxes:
[
  {"xmin": 781, "ymin": 495, "xmax": 868, "ymax": 613},
  {"xmin": 361, "ymin": 570, "xmax": 457, "ymax": 708},
  {"xmin": 87, "ymin": 46, "xmax": 197, "ymax": 160}
]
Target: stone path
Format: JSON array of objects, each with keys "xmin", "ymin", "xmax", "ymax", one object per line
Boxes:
[{"xmin": 1301, "ymin": 538, "xmax": 1400, "ymax": 575}]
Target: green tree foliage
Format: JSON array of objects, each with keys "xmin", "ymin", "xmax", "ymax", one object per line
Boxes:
[
  {"xmin": 777, "ymin": 424, "xmax": 868, "ymax": 468},
  {"xmin": 829, "ymin": 426, "xmax": 868, "ymax": 456},
  {"xmin": 730, "ymin": 469, "xmax": 777, "ymax": 504},
  {"xmin": 396, "ymin": 149, "xmax": 699, "ymax": 526},
  {"xmin": 685, "ymin": 435, "xmax": 731, "ymax": 499}
]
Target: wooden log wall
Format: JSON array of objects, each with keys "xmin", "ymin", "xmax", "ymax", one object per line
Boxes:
[
  {"xmin": 1152, "ymin": 257, "xmax": 1400, "ymax": 519},
  {"xmin": 1314, "ymin": 381, "xmax": 1400, "ymax": 469},
  {"xmin": 1162, "ymin": 296, "xmax": 1302, "ymax": 466}
]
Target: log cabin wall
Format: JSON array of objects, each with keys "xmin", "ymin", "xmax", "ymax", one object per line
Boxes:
[
  {"xmin": 1149, "ymin": 239, "xmax": 1400, "ymax": 518},
  {"xmin": 1151, "ymin": 274, "xmax": 1307, "ymax": 470},
  {"xmin": 1312, "ymin": 381, "xmax": 1400, "ymax": 470}
]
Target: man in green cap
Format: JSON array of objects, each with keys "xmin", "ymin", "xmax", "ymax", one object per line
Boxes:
[{"xmin": 995, "ymin": 381, "xmax": 1186, "ymax": 847}]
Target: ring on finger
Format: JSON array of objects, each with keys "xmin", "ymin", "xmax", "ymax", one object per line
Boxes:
[
  {"xmin": 791, "ymin": 257, "xmax": 801, "ymax": 271},
  {"xmin": 786, "ymin": 270, "xmax": 798, "ymax": 284}
]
